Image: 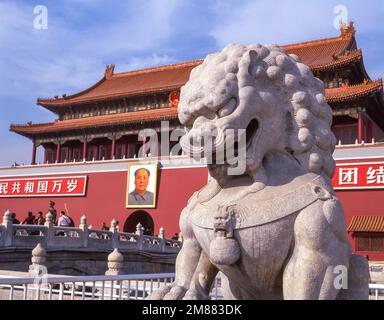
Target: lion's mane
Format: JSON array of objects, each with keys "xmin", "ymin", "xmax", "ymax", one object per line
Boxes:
[{"xmin": 178, "ymin": 43, "xmax": 337, "ymax": 179}]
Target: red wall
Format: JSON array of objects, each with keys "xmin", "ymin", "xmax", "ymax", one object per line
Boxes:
[
  {"xmin": 0, "ymin": 167, "xmax": 208, "ymax": 237},
  {"xmin": 1, "ymin": 162, "xmax": 383, "ymax": 261},
  {"xmin": 336, "ymin": 189, "xmax": 384, "ymax": 261}
]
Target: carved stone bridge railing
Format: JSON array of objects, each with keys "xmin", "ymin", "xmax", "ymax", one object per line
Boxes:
[{"xmin": 0, "ymin": 210, "xmax": 182, "ymax": 254}]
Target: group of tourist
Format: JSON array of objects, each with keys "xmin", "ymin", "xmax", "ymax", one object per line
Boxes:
[
  {"xmin": 10, "ymin": 201, "xmax": 75, "ymax": 228},
  {"xmin": 11, "ymin": 211, "xmax": 45, "ymax": 225},
  {"xmin": 9, "ymin": 203, "xmax": 180, "ymax": 240}
]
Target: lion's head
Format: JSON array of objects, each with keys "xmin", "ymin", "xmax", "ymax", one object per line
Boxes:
[{"xmin": 178, "ymin": 43, "xmax": 336, "ymax": 182}]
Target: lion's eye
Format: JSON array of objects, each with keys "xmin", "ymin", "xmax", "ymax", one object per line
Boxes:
[{"xmin": 218, "ymin": 98, "xmax": 237, "ymax": 118}]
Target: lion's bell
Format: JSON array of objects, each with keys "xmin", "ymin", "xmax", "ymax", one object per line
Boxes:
[{"xmin": 209, "ymin": 235, "xmax": 241, "ymax": 266}]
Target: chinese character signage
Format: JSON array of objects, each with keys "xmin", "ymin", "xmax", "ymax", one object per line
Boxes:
[
  {"xmin": 0, "ymin": 176, "xmax": 87, "ymax": 197},
  {"xmin": 333, "ymin": 163, "xmax": 384, "ymax": 190}
]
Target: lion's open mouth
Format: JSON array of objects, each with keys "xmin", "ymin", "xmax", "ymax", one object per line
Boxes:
[
  {"xmin": 211, "ymin": 118, "xmax": 259, "ymax": 163},
  {"xmin": 245, "ymin": 118, "xmax": 259, "ymax": 147},
  {"xmin": 180, "ymin": 117, "xmax": 259, "ymax": 164},
  {"xmin": 232, "ymin": 118, "xmax": 259, "ymax": 156}
]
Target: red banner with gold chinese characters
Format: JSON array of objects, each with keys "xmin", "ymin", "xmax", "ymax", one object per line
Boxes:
[
  {"xmin": 332, "ymin": 162, "xmax": 384, "ymax": 190},
  {"xmin": 0, "ymin": 176, "xmax": 87, "ymax": 197}
]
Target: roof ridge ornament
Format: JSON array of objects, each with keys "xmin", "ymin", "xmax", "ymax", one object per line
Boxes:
[
  {"xmin": 169, "ymin": 91, "xmax": 180, "ymax": 108},
  {"xmin": 340, "ymin": 21, "xmax": 356, "ymax": 38},
  {"xmin": 105, "ymin": 64, "xmax": 115, "ymax": 79}
]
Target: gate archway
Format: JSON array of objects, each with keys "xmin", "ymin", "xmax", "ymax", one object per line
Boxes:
[{"xmin": 123, "ymin": 210, "xmax": 154, "ymax": 235}]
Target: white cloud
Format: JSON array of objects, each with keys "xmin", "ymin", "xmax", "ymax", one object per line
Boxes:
[
  {"xmin": 0, "ymin": 0, "xmax": 185, "ymax": 165},
  {"xmin": 0, "ymin": 0, "xmax": 182, "ymax": 98}
]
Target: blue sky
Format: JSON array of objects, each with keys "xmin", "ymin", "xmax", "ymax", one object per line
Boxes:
[{"xmin": 0, "ymin": 0, "xmax": 383, "ymax": 166}]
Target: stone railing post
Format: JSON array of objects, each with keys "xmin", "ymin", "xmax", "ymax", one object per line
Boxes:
[
  {"xmin": 79, "ymin": 215, "xmax": 89, "ymax": 248},
  {"xmin": 106, "ymin": 248, "xmax": 124, "ymax": 275},
  {"xmin": 159, "ymin": 227, "xmax": 165, "ymax": 239},
  {"xmin": 2, "ymin": 210, "xmax": 13, "ymax": 247},
  {"xmin": 44, "ymin": 212, "xmax": 55, "ymax": 248},
  {"xmin": 29, "ymin": 243, "xmax": 47, "ymax": 275},
  {"xmin": 28, "ymin": 243, "xmax": 48, "ymax": 298},
  {"xmin": 135, "ymin": 223, "xmax": 144, "ymax": 236},
  {"xmin": 159, "ymin": 227, "xmax": 166, "ymax": 252},
  {"xmin": 135, "ymin": 223, "xmax": 144, "ymax": 250},
  {"xmin": 110, "ymin": 219, "xmax": 119, "ymax": 249},
  {"xmin": 104, "ymin": 248, "xmax": 124, "ymax": 300}
]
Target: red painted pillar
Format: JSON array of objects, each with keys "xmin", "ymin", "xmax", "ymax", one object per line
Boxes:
[
  {"xmin": 111, "ymin": 138, "xmax": 116, "ymax": 159},
  {"xmin": 31, "ymin": 142, "xmax": 37, "ymax": 165},
  {"xmin": 82, "ymin": 140, "xmax": 87, "ymax": 160},
  {"xmin": 358, "ymin": 112, "xmax": 364, "ymax": 144},
  {"xmin": 56, "ymin": 143, "xmax": 61, "ymax": 163}
]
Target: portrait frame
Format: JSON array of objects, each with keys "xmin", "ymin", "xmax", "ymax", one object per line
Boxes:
[{"xmin": 125, "ymin": 161, "xmax": 158, "ymax": 208}]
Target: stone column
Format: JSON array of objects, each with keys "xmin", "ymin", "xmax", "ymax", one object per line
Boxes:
[
  {"xmin": 135, "ymin": 223, "xmax": 144, "ymax": 236},
  {"xmin": 159, "ymin": 227, "xmax": 165, "ymax": 252},
  {"xmin": 110, "ymin": 219, "xmax": 119, "ymax": 249},
  {"xmin": 136, "ymin": 223, "xmax": 144, "ymax": 250},
  {"xmin": 79, "ymin": 215, "xmax": 89, "ymax": 248},
  {"xmin": 2, "ymin": 210, "xmax": 13, "ymax": 247},
  {"xmin": 44, "ymin": 212, "xmax": 54, "ymax": 247},
  {"xmin": 159, "ymin": 227, "xmax": 165, "ymax": 239}
]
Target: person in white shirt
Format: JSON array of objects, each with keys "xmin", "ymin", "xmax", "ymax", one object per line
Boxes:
[{"xmin": 57, "ymin": 211, "xmax": 71, "ymax": 227}]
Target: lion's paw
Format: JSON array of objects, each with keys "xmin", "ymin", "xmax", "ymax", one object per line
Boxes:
[
  {"xmin": 163, "ymin": 285, "xmax": 188, "ymax": 300},
  {"xmin": 182, "ymin": 289, "xmax": 209, "ymax": 300},
  {"xmin": 147, "ymin": 284, "xmax": 187, "ymax": 300}
]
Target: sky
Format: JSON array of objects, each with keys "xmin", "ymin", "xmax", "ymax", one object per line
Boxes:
[{"xmin": 0, "ymin": 0, "xmax": 383, "ymax": 166}]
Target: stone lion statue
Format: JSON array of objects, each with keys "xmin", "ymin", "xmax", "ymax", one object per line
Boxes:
[{"xmin": 149, "ymin": 44, "xmax": 369, "ymax": 300}]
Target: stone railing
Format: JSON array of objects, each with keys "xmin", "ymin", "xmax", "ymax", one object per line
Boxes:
[{"xmin": 0, "ymin": 210, "xmax": 182, "ymax": 254}]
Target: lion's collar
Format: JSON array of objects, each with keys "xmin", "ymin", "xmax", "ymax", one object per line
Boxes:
[{"xmin": 189, "ymin": 174, "xmax": 333, "ymax": 230}]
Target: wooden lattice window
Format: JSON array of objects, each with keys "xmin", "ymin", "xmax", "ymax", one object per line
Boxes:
[
  {"xmin": 371, "ymin": 237, "xmax": 384, "ymax": 251},
  {"xmin": 356, "ymin": 234, "xmax": 384, "ymax": 252}
]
